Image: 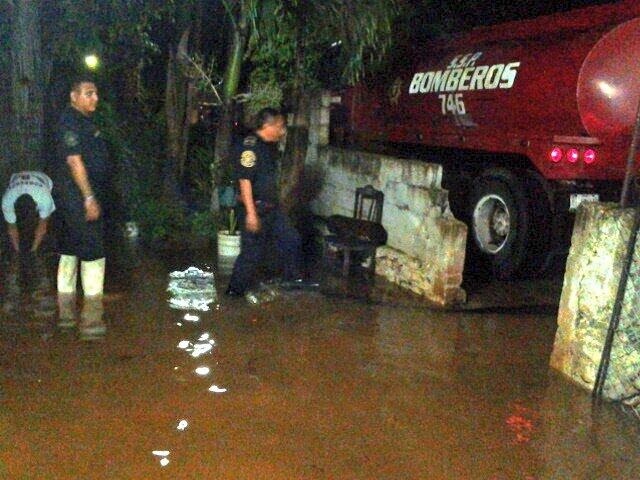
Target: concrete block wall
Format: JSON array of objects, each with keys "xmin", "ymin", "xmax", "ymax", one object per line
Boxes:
[
  {"xmin": 550, "ymin": 203, "xmax": 640, "ymax": 404},
  {"xmin": 307, "ymin": 146, "xmax": 467, "ymax": 306}
]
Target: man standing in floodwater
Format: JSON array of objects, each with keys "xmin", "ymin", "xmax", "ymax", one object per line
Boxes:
[
  {"xmin": 1, "ymin": 171, "xmax": 56, "ymax": 316},
  {"xmin": 53, "ymin": 76, "xmax": 109, "ymax": 337},
  {"xmin": 225, "ymin": 108, "xmax": 303, "ymax": 297}
]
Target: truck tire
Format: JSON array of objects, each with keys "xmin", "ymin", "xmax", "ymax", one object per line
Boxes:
[{"xmin": 469, "ymin": 175, "xmax": 530, "ymax": 279}]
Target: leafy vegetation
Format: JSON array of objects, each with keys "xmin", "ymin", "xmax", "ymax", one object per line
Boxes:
[{"xmin": 1, "ymin": 0, "xmax": 401, "ymax": 250}]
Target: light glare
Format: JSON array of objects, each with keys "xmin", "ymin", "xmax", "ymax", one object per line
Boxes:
[{"xmin": 84, "ymin": 54, "xmax": 99, "ymax": 70}]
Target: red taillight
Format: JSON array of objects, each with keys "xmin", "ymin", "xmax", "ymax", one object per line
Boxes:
[
  {"xmin": 584, "ymin": 149, "xmax": 596, "ymax": 164},
  {"xmin": 567, "ymin": 148, "xmax": 579, "ymax": 163},
  {"xmin": 550, "ymin": 147, "xmax": 563, "ymax": 163}
]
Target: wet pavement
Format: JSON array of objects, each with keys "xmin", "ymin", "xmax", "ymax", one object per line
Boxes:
[{"xmin": 1, "ymin": 242, "xmax": 639, "ymax": 479}]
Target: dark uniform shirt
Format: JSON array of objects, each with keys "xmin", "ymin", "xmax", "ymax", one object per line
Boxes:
[
  {"xmin": 55, "ymin": 106, "xmax": 109, "ymax": 198},
  {"xmin": 233, "ymin": 134, "xmax": 279, "ymax": 204}
]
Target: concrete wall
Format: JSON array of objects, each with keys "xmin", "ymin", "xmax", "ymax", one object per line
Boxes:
[
  {"xmin": 550, "ymin": 203, "xmax": 640, "ymax": 404},
  {"xmin": 304, "ymin": 92, "xmax": 467, "ymax": 306}
]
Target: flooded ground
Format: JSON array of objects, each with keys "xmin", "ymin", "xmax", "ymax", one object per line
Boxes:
[{"xmin": 1, "ymin": 242, "xmax": 639, "ymax": 479}]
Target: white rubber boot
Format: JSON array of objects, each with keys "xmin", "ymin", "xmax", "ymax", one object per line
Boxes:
[
  {"xmin": 57, "ymin": 255, "xmax": 78, "ymax": 293},
  {"xmin": 80, "ymin": 258, "xmax": 106, "ymax": 337},
  {"xmin": 80, "ymin": 296, "xmax": 105, "ymax": 338},
  {"xmin": 57, "ymin": 255, "xmax": 78, "ymax": 327},
  {"xmin": 80, "ymin": 258, "xmax": 105, "ymax": 296},
  {"xmin": 57, "ymin": 293, "xmax": 77, "ymax": 327}
]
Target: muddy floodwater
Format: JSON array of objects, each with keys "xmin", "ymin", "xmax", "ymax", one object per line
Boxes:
[{"xmin": 1, "ymin": 243, "xmax": 639, "ymax": 479}]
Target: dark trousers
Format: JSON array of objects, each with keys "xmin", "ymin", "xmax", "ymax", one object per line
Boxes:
[
  {"xmin": 55, "ymin": 192, "xmax": 105, "ymax": 261},
  {"xmin": 2, "ymin": 250, "xmax": 52, "ymax": 306},
  {"xmin": 228, "ymin": 208, "xmax": 302, "ymax": 293}
]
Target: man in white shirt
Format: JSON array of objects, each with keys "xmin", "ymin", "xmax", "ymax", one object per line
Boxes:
[
  {"xmin": 1, "ymin": 171, "xmax": 56, "ymax": 315},
  {"xmin": 2, "ymin": 171, "xmax": 56, "ymax": 253}
]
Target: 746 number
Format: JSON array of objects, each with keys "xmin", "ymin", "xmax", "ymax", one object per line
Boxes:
[{"xmin": 438, "ymin": 93, "xmax": 466, "ymax": 115}]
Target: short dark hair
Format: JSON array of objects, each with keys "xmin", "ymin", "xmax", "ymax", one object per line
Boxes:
[
  {"xmin": 70, "ymin": 75, "xmax": 97, "ymax": 93},
  {"xmin": 15, "ymin": 194, "xmax": 38, "ymax": 248},
  {"xmin": 15, "ymin": 194, "xmax": 36, "ymax": 224},
  {"xmin": 254, "ymin": 107, "xmax": 283, "ymax": 130}
]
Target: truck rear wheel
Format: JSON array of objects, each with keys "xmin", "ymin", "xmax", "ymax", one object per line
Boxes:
[{"xmin": 469, "ymin": 175, "xmax": 530, "ymax": 279}]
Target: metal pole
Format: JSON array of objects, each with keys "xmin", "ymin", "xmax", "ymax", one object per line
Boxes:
[{"xmin": 620, "ymin": 97, "xmax": 640, "ymax": 208}]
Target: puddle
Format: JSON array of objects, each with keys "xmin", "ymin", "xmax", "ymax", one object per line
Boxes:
[{"xmin": 0, "ymin": 243, "xmax": 637, "ymax": 479}]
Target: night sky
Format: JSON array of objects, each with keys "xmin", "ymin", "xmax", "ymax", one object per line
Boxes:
[{"xmin": 404, "ymin": 0, "xmax": 616, "ymax": 37}]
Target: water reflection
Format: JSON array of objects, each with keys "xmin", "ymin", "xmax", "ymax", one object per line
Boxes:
[
  {"xmin": 1, "ymin": 251, "xmax": 57, "ymax": 323},
  {"xmin": 151, "ymin": 450, "xmax": 170, "ymax": 468},
  {"xmin": 208, "ymin": 385, "xmax": 227, "ymax": 393},
  {"xmin": 216, "ymin": 255, "xmax": 235, "ymax": 276},
  {"xmin": 79, "ymin": 294, "xmax": 106, "ymax": 340},
  {"xmin": 2, "ymin": 243, "xmax": 640, "ymax": 479},
  {"xmin": 176, "ymin": 419, "xmax": 189, "ymax": 431},
  {"xmin": 194, "ymin": 366, "xmax": 211, "ymax": 376},
  {"xmin": 505, "ymin": 401, "xmax": 538, "ymax": 445}
]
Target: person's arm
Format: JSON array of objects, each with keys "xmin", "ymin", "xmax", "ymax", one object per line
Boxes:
[
  {"xmin": 66, "ymin": 154, "xmax": 100, "ymax": 221},
  {"xmin": 31, "ymin": 218, "xmax": 48, "ymax": 252},
  {"xmin": 238, "ymin": 179, "xmax": 260, "ymax": 233},
  {"xmin": 6, "ymin": 223, "xmax": 19, "ymax": 252}
]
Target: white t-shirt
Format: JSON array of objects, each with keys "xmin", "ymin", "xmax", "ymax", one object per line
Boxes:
[{"xmin": 1, "ymin": 171, "xmax": 56, "ymax": 224}]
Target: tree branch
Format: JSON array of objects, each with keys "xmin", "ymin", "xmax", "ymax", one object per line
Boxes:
[
  {"xmin": 220, "ymin": 0, "xmax": 238, "ymax": 31},
  {"xmin": 176, "ymin": 29, "xmax": 223, "ymax": 105}
]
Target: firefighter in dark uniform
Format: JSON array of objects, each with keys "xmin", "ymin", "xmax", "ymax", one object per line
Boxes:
[
  {"xmin": 225, "ymin": 108, "xmax": 302, "ymax": 296},
  {"xmin": 53, "ymin": 76, "xmax": 108, "ymax": 335}
]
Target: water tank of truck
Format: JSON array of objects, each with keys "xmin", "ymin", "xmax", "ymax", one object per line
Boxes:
[{"xmin": 577, "ymin": 18, "xmax": 640, "ymax": 138}]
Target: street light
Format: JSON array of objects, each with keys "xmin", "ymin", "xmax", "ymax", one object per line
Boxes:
[{"xmin": 84, "ymin": 54, "xmax": 99, "ymax": 70}]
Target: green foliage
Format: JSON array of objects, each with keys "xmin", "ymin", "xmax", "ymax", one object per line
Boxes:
[
  {"xmin": 92, "ymin": 98, "xmax": 168, "ymax": 222},
  {"xmin": 94, "ymin": 101, "xmax": 136, "ymax": 164},
  {"xmin": 248, "ymin": 0, "xmax": 400, "ymax": 92},
  {"xmin": 225, "ymin": 207, "xmax": 238, "ymax": 234},
  {"xmin": 245, "ymin": 78, "xmax": 283, "ymax": 117},
  {"xmin": 179, "ymin": 52, "xmax": 223, "ymax": 104},
  {"xmin": 190, "ymin": 145, "xmax": 216, "ymax": 198},
  {"xmin": 215, "ymin": 0, "xmax": 399, "ymax": 104},
  {"xmin": 90, "ymin": 99, "xmax": 188, "ymax": 246},
  {"xmin": 189, "ymin": 208, "xmax": 237, "ymax": 239},
  {"xmin": 189, "ymin": 209, "xmax": 218, "ymax": 239},
  {"xmin": 132, "ymin": 194, "xmax": 188, "ymax": 243},
  {"xmin": 42, "ymin": 0, "xmax": 169, "ymax": 76}
]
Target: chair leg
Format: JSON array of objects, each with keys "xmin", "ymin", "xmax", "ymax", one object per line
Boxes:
[
  {"xmin": 369, "ymin": 249, "xmax": 376, "ymax": 277},
  {"xmin": 323, "ymin": 240, "xmax": 331, "ymax": 269},
  {"xmin": 322, "ymin": 240, "xmax": 328, "ymax": 270},
  {"xmin": 342, "ymin": 248, "xmax": 351, "ymax": 277}
]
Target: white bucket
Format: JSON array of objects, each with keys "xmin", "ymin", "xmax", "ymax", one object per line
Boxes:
[{"xmin": 217, "ymin": 231, "xmax": 241, "ymax": 258}]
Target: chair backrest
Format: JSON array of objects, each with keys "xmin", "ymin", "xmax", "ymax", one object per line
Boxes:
[{"xmin": 353, "ymin": 185, "xmax": 383, "ymax": 224}]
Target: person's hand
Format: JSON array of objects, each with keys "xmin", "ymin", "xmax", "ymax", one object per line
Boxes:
[
  {"xmin": 245, "ymin": 211, "xmax": 260, "ymax": 233},
  {"xmin": 7, "ymin": 225, "xmax": 19, "ymax": 252},
  {"xmin": 84, "ymin": 196, "xmax": 101, "ymax": 221},
  {"xmin": 31, "ymin": 221, "xmax": 48, "ymax": 252}
]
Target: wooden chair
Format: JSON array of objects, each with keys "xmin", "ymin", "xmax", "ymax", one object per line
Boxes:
[{"xmin": 323, "ymin": 185, "xmax": 386, "ymax": 277}]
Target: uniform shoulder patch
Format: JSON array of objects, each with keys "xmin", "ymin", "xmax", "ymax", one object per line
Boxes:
[
  {"xmin": 243, "ymin": 135, "xmax": 257, "ymax": 147},
  {"xmin": 240, "ymin": 150, "xmax": 257, "ymax": 168},
  {"xmin": 63, "ymin": 130, "xmax": 79, "ymax": 148}
]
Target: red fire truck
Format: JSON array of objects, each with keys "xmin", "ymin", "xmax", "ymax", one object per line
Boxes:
[{"xmin": 334, "ymin": 0, "xmax": 640, "ymax": 278}]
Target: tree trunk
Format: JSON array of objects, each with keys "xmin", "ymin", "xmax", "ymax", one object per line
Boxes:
[
  {"xmin": 280, "ymin": 91, "xmax": 310, "ymax": 213},
  {"xmin": 210, "ymin": 10, "xmax": 248, "ymax": 212},
  {"xmin": 10, "ymin": 0, "xmax": 44, "ymax": 171},
  {"xmin": 164, "ymin": 49, "xmax": 186, "ymax": 197},
  {"xmin": 211, "ymin": 102, "xmax": 235, "ymax": 212},
  {"xmin": 121, "ymin": 59, "xmax": 144, "ymax": 110}
]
